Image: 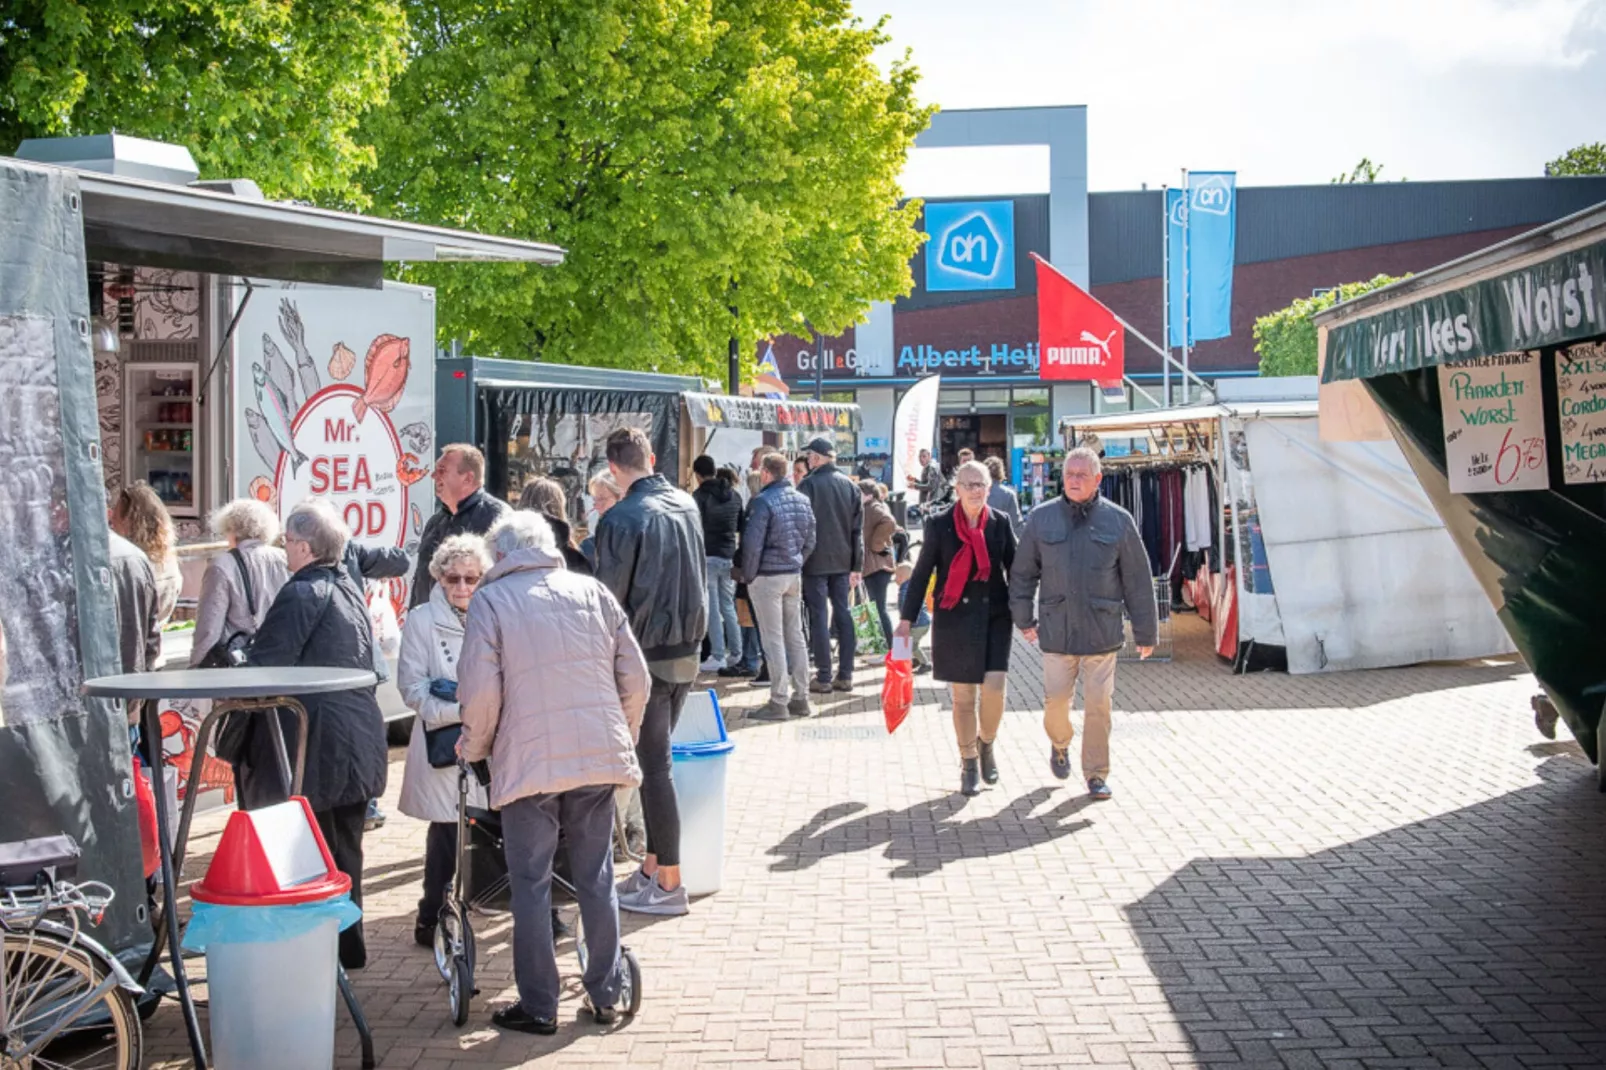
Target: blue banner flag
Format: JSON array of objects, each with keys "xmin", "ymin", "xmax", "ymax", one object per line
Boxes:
[{"xmin": 1166, "ymin": 172, "xmax": 1237, "ymax": 346}]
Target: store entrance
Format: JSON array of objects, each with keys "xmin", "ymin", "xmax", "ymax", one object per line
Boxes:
[{"xmin": 939, "ymin": 413, "xmax": 1008, "ymax": 470}]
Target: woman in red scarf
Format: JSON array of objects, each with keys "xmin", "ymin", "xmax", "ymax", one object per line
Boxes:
[{"xmin": 895, "ymin": 459, "xmax": 1017, "ymax": 796}]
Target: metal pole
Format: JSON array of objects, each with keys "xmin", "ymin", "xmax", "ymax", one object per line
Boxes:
[
  {"xmin": 728, "ymin": 299, "xmax": 740, "ymax": 395},
  {"xmin": 1161, "ymin": 184, "xmax": 1170, "ymax": 410},
  {"xmin": 812, "ymin": 323, "xmax": 823, "ymax": 401},
  {"xmin": 1180, "ymin": 168, "xmax": 1191, "ymax": 406}
]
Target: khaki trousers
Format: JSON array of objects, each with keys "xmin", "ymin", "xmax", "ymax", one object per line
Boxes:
[
  {"xmin": 950, "ymin": 672, "xmax": 1008, "ymax": 760},
  {"xmin": 1042, "ymin": 652, "xmax": 1117, "ymax": 780}
]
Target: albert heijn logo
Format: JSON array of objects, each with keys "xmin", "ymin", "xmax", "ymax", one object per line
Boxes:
[{"xmin": 925, "ymin": 200, "xmax": 1015, "ymax": 292}]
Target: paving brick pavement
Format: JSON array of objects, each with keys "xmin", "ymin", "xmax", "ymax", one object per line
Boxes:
[{"xmin": 143, "ymin": 615, "xmax": 1606, "ymax": 1069}]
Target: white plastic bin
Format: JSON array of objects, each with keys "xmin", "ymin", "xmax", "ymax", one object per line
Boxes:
[
  {"xmin": 670, "ymin": 690, "xmax": 734, "ymax": 897},
  {"xmin": 205, "ymin": 915, "xmax": 340, "ymax": 1069}
]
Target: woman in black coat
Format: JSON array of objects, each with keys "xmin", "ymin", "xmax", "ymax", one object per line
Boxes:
[
  {"xmin": 243, "ymin": 498, "xmax": 388, "ymax": 970},
  {"xmin": 896, "ymin": 459, "xmax": 1016, "ymax": 797}
]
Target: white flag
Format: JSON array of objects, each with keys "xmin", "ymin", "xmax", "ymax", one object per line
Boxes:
[{"xmin": 891, "ymin": 374, "xmax": 942, "ymax": 505}]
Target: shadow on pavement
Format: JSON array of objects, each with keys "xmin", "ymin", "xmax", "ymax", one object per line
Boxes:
[
  {"xmin": 1126, "ymin": 755, "xmax": 1606, "ymax": 1066},
  {"xmin": 768, "ymin": 788, "xmax": 1095, "ymax": 879}
]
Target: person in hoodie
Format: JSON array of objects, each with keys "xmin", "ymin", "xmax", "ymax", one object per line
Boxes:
[{"xmin": 691, "ymin": 455, "xmax": 744, "ymax": 673}]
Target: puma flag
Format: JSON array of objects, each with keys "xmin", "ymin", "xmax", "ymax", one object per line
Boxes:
[{"xmin": 1033, "ymin": 254, "xmax": 1124, "ymax": 384}]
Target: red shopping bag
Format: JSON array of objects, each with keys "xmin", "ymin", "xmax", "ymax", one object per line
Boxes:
[
  {"xmin": 132, "ymin": 756, "xmax": 160, "ymax": 879},
  {"xmin": 882, "ymin": 653, "xmax": 913, "ymax": 734}
]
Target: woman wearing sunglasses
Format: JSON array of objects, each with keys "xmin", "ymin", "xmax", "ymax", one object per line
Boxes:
[{"xmin": 398, "ymin": 533, "xmax": 493, "ymax": 949}]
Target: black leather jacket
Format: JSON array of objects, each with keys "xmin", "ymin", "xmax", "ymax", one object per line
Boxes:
[{"xmin": 593, "ymin": 474, "xmax": 708, "ymax": 661}]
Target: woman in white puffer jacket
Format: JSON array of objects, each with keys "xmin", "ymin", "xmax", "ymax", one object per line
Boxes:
[{"xmin": 397, "ymin": 534, "xmax": 491, "ymax": 948}]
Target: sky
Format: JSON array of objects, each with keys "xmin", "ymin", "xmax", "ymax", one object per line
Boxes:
[{"xmin": 859, "ymin": 0, "xmax": 1606, "ymax": 196}]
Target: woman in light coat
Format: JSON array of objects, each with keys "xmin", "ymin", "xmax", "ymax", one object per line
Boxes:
[
  {"xmin": 458, "ymin": 512, "xmax": 649, "ymax": 1036},
  {"xmin": 191, "ymin": 499, "xmax": 289, "ymax": 666},
  {"xmin": 397, "ymin": 534, "xmax": 492, "ymax": 948}
]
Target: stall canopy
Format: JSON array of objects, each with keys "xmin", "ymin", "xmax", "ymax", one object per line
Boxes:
[{"xmin": 682, "ymin": 391, "xmax": 860, "ymax": 433}]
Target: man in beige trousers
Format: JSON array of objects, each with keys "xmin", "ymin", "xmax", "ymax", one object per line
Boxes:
[{"xmin": 1009, "ymin": 448, "xmax": 1156, "ymax": 800}]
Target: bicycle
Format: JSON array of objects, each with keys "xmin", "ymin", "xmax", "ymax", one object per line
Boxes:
[{"xmin": 1, "ymin": 836, "xmax": 142, "ymax": 1070}]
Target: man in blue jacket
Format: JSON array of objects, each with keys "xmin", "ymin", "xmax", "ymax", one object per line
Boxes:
[{"xmin": 742, "ymin": 451, "xmax": 817, "ymax": 721}]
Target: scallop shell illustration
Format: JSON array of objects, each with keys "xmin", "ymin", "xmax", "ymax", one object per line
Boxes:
[
  {"xmin": 248, "ymin": 475, "xmax": 277, "ymax": 508},
  {"xmin": 328, "ymin": 341, "xmax": 357, "ymax": 381}
]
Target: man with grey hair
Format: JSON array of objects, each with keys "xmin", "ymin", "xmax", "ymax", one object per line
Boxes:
[{"xmin": 1009, "ymin": 446, "xmax": 1155, "ymax": 800}]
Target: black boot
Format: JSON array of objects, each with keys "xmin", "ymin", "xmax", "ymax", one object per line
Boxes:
[
  {"xmin": 977, "ymin": 739, "xmax": 999, "ymax": 785},
  {"xmin": 960, "ymin": 758, "xmax": 982, "ymax": 797}
]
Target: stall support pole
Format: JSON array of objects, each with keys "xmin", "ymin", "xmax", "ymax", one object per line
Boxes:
[{"xmin": 1161, "ymin": 184, "xmax": 1171, "ymax": 409}]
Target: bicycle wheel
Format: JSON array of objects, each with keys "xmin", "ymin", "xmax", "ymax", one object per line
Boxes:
[
  {"xmin": 2, "ymin": 930, "xmax": 142, "ymax": 1070},
  {"xmin": 448, "ymin": 953, "xmax": 472, "ymax": 1028},
  {"xmin": 619, "ymin": 947, "xmax": 641, "ymax": 1017}
]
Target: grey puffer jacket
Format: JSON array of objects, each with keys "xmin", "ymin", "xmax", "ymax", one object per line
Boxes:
[
  {"xmin": 740, "ymin": 478, "xmax": 816, "ymax": 579},
  {"xmin": 1009, "ymin": 494, "xmax": 1157, "ymax": 656},
  {"xmin": 593, "ymin": 474, "xmax": 707, "ymax": 662},
  {"xmin": 798, "ymin": 465, "xmax": 863, "ymax": 576},
  {"xmin": 457, "ymin": 545, "xmax": 650, "ymax": 809}
]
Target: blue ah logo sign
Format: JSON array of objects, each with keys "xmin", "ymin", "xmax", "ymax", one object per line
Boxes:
[{"xmin": 925, "ymin": 200, "xmax": 1015, "ymax": 292}]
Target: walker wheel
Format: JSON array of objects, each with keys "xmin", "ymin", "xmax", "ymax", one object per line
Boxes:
[
  {"xmin": 620, "ymin": 946, "xmax": 642, "ymax": 1017},
  {"xmin": 450, "ymin": 953, "xmax": 473, "ymax": 1027}
]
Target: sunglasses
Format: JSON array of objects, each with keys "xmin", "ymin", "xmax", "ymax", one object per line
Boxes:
[{"xmin": 443, "ymin": 573, "xmax": 481, "ymax": 587}]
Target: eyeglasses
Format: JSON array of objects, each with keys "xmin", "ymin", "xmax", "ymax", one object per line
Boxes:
[
  {"xmin": 956, "ymin": 480, "xmax": 988, "ymax": 490},
  {"xmin": 443, "ymin": 574, "xmax": 481, "ymax": 587}
]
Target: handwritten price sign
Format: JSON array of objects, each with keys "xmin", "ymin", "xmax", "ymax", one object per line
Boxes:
[
  {"xmin": 1438, "ymin": 351, "xmax": 1549, "ymax": 494},
  {"xmin": 1556, "ymin": 342, "xmax": 1606, "ymax": 485}
]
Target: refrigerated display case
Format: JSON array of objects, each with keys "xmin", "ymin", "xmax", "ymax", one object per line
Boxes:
[{"xmin": 124, "ymin": 362, "xmax": 198, "ymax": 518}]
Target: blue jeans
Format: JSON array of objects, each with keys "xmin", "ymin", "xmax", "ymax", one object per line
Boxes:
[
  {"xmin": 802, "ymin": 572, "xmax": 855, "ymax": 683},
  {"xmin": 705, "ymin": 557, "xmax": 741, "ymax": 663},
  {"xmin": 740, "ymin": 625, "xmax": 762, "ymax": 672},
  {"xmin": 502, "ymin": 786, "xmax": 623, "ymax": 1018}
]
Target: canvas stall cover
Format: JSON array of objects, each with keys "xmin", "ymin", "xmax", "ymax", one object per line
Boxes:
[
  {"xmin": 0, "ymin": 160, "xmax": 145, "ymax": 949},
  {"xmin": 1221, "ymin": 417, "xmax": 1286, "ymax": 664},
  {"xmin": 1243, "ymin": 415, "xmax": 1514, "ymax": 673}
]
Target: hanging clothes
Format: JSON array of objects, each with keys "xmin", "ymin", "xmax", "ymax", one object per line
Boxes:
[{"xmin": 1184, "ymin": 466, "xmax": 1213, "ymax": 551}]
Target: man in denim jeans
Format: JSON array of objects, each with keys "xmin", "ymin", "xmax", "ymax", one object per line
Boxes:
[{"xmin": 691, "ymin": 456, "xmax": 743, "ymax": 673}]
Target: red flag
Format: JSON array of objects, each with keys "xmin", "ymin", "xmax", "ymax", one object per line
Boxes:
[{"xmin": 1034, "ymin": 253, "xmax": 1124, "ymax": 383}]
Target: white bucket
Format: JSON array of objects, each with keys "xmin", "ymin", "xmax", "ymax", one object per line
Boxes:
[
  {"xmin": 670, "ymin": 689, "xmax": 733, "ymax": 897},
  {"xmin": 205, "ymin": 916, "xmax": 340, "ymax": 1069}
]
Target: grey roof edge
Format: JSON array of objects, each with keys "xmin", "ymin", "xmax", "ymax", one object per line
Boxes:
[
  {"xmin": 449, "ymin": 356, "xmax": 704, "ymax": 393},
  {"xmin": 1311, "ymin": 198, "xmax": 1606, "ymax": 327}
]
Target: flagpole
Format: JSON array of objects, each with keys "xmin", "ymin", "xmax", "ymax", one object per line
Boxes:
[
  {"xmin": 1160, "ymin": 183, "xmax": 1170, "ymax": 410},
  {"xmin": 1180, "ymin": 168, "xmax": 1191, "ymax": 406}
]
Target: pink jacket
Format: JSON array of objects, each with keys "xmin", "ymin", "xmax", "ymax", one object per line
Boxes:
[{"xmin": 457, "ymin": 545, "xmax": 649, "ymax": 808}]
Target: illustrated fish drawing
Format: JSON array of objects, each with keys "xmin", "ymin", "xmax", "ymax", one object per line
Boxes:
[
  {"xmin": 262, "ymin": 333, "xmax": 299, "ymax": 410},
  {"xmin": 397, "ymin": 452, "xmax": 429, "ymax": 487},
  {"xmin": 410, "ymin": 503, "xmax": 423, "ymax": 535},
  {"xmin": 243, "ymin": 408, "xmax": 283, "ymax": 472},
  {"xmin": 252, "ymin": 363, "xmax": 308, "ymax": 475},
  {"xmin": 354, "ymin": 335, "xmax": 410, "ymax": 423},
  {"xmin": 279, "ymin": 299, "xmax": 322, "ymax": 402},
  {"xmin": 329, "ymin": 341, "xmax": 356, "ymax": 381},
  {"xmin": 398, "ymin": 420, "xmax": 432, "ymax": 456}
]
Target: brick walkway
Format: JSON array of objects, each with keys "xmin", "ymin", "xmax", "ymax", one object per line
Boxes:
[{"xmin": 145, "ymin": 615, "xmax": 1606, "ymax": 1068}]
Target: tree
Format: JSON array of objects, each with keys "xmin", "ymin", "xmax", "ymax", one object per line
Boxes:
[
  {"xmin": 1545, "ymin": 142, "xmax": 1606, "ymax": 176},
  {"xmin": 1253, "ymin": 275, "xmax": 1406, "ymax": 377},
  {"xmin": 1333, "ymin": 157, "xmax": 1394, "ymax": 183},
  {"xmin": 0, "ymin": 0, "xmax": 407, "ymax": 204},
  {"xmin": 360, "ymin": 0, "xmax": 932, "ymax": 378}
]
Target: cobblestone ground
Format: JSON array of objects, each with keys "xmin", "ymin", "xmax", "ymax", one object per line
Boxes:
[{"xmin": 145, "ymin": 615, "xmax": 1606, "ymax": 1068}]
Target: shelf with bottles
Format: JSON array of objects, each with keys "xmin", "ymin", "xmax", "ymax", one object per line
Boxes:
[{"xmin": 141, "ymin": 428, "xmax": 194, "ymax": 453}]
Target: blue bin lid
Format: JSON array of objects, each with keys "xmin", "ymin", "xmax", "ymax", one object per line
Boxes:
[{"xmin": 671, "ymin": 739, "xmax": 735, "ymax": 761}]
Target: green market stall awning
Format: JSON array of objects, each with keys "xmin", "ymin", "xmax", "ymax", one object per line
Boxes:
[{"xmin": 682, "ymin": 392, "xmax": 860, "ymax": 433}]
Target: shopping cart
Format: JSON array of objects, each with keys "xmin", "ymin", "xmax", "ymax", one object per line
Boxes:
[{"xmin": 434, "ymin": 761, "xmax": 642, "ymax": 1027}]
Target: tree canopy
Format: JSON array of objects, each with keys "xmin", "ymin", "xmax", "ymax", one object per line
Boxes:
[
  {"xmin": 1332, "ymin": 157, "xmax": 1404, "ymax": 183},
  {"xmin": 1253, "ymin": 275, "xmax": 1406, "ymax": 378},
  {"xmin": 0, "ymin": 0, "xmax": 407, "ymax": 204},
  {"xmin": 360, "ymin": 0, "xmax": 932, "ymax": 377},
  {"xmin": 1545, "ymin": 142, "xmax": 1606, "ymax": 176}
]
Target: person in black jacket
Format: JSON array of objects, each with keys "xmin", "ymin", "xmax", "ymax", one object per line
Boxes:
[
  {"xmin": 339, "ymin": 537, "xmax": 410, "ymax": 832},
  {"xmin": 410, "ymin": 444, "xmax": 510, "ymax": 608},
  {"xmin": 692, "ymin": 456, "xmax": 744, "ymax": 673},
  {"xmin": 244, "ymin": 498, "xmax": 388, "ymax": 970},
  {"xmin": 797, "ymin": 436, "xmax": 864, "ymax": 693},
  {"xmin": 594, "ymin": 427, "xmax": 706, "ymax": 917},
  {"xmin": 895, "ymin": 460, "xmax": 1017, "ymax": 798}
]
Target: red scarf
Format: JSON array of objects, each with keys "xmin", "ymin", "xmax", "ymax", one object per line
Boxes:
[{"xmin": 939, "ymin": 505, "xmax": 991, "ymax": 610}]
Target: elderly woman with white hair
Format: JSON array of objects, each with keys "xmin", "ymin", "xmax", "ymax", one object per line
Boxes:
[
  {"xmin": 397, "ymin": 533, "xmax": 493, "ymax": 948},
  {"xmin": 191, "ymin": 498, "xmax": 290, "ymax": 667},
  {"xmin": 242, "ymin": 497, "xmax": 388, "ymax": 971},
  {"xmin": 895, "ymin": 458, "xmax": 1018, "ymax": 798},
  {"xmin": 458, "ymin": 511, "xmax": 650, "ymax": 1035}
]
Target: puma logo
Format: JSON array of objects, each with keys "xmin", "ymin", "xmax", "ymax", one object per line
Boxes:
[{"xmin": 1080, "ymin": 329, "xmax": 1117, "ymax": 360}]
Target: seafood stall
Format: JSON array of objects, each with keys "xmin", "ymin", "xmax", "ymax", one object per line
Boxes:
[
  {"xmin": 0, "ymin": 135, "xmax": 562, "ymax": 951},
  {"xmin": 1316, "ymin": 198, "xmax": 1606, "ymax": 786}
]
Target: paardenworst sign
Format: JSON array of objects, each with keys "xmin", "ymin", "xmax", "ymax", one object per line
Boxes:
[{"xmin": 1034, "ymin": 253, "xmax": 1124, "ymax": 383}]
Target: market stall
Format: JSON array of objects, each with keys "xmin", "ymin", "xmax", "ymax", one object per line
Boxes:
[
  {"xmin": 1061, "ymin": 384, "xmax": 1512, "ymax": 674},
  {"xmin": 1316, "ymin": 199, "xmax": 1606, "ymax": 778}
]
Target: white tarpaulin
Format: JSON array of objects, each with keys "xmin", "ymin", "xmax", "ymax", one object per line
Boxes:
[{"xmin": 1243, "ymin": 415, "xmax": 1514, "ymax": 673}]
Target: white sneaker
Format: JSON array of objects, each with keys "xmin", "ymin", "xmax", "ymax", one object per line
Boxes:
[{"xmin": 698, "ymin": 657, "xmax": 725, "ymax": 673}]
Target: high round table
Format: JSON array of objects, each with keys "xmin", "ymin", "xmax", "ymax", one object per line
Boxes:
[{"xmin": 83, "ymin": 667, "xmax": 379, "ymax": 1070}]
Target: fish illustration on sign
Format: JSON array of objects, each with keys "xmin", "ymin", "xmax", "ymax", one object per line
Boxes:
[
  {"xmin": 353, "ymin": 335, "xmax": 410, "ymax": 423},
  {"xmin": 329, "ymin": 341, "xmax": 356, "ymax": 381},
  {"xmin": 262, "ymin": 334, "xmax": 299, "ymax": 410},
  {"xmin": 398, "ymin": 420, "xmax": 432, "ymax": 457},
  {"xmin": 243, "ymin": 408, "xmax": 282, "ymax": 472},
  {"xmin": 410, "ymin": 503, "xmax": 423, "ymax": 535},
  {"xmin": 252, "ymin": 363, "xmax": 308, "ymax": 476},
  {"xmin": 278, "ymin": 299, "xmax": 322, "ymax": 402}
]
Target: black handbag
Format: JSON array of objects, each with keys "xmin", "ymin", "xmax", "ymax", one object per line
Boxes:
[{"xmin": 423, "ymin": 723, "xmax": 462, "ymax": 769}]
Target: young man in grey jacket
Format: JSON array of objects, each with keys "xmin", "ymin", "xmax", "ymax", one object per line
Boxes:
[
  {"xmin": 1009, "ymin": 448, "xmax": 1156, "ymax": 801},
  {"xmin": 741, "ymin": 451, "xmax": 817, "ymax": 721}
]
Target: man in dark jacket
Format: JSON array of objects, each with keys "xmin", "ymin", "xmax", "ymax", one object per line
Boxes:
[
  {"xmin": 246, "ymin": 499, "xmax": 388, "ymax": 969},
  {"xmin": 691, "ymin": 455, "xmax": 743, "ymax": 673},
  {"xmin": 109, "ymin": 530, "xmax": 162, "ymax": 675},
  {"xmin": 594, "ymin": 427, "xmax": 705, "ymax": 917},
  {"xmin": 906, "ymin": 447, "xmax": 945, "ymax": 507},
  {"xmin": 797, "ymin": 436, "xmax": 863, "ymax": 692},
  {"xmin": 1009, "ymin": 447, "xmax": 1155, "ymax": 801},
  {"xmin": 742, "ymin": 451, "xmax": 816, "ymax": 721},
  {"xmin": 410, "ymin": 444, "xmax": 509, "ymax": 608}
]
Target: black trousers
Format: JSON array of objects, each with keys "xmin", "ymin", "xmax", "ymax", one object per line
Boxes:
[
  {"xmin": 638, "ymin": 677, "xmax": 690, "ymax": 867},
  {"xmin": 862, "ymin": 570, "xmax": 894, "ymax": 645},
  {"xmin": 417, "ymin": 821, "xmax": 457, "ymax": 926},
  {"xmin": 315, "ymin": 802, "xmax": 369, "ymax": 970}
]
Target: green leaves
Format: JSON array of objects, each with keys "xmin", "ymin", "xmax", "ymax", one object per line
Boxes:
[
  {"xmin": 1253, "ymin": 275, "xmax": 1406, "ymax": 378},
  {"xmin": 1545, "ymin": 142, "xmax": 1606, "ymax": 177}
]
